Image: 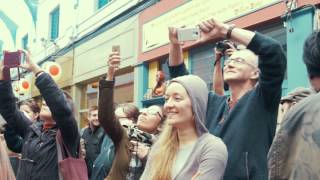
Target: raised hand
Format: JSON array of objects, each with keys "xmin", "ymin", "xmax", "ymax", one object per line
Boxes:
[
  {"xmin": 130, "ymin": 140, "xmax": 150, "ymax": 160},
  {"xmin": 198, "ymin": 18, "xmax": 229, "ymax": 43},
  {"xmin": 168, "ymin": 27, "xmax": 184, "ymax": 45},
  {"xmin": 106, "ymin": 52, "xmax": 121, "ymax": 81},
  {"xmin": 19, "ymin": 49, "xmax": 42, "ymax": 74}
]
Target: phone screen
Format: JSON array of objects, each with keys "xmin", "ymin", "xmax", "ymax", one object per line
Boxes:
[{"xmin": 9, "ymin": 68, "xmax": 20, "ymax": 81}]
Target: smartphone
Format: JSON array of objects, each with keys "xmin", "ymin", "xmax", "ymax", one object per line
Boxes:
[
  {"xmin": 177, "ymin": 27, "xmax": 200, "ymax": 42},
  {"xmin": 112, "ymin": 45, "xmax": 120, "ymax": 53},
  {"xmin": 3, "ymin": 50, "xmax": 23, "ymax": 68}
]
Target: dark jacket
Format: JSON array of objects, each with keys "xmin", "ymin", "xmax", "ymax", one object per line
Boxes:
[
  {"xmin": 82, "ymin": 126, "xmax": 105, "ymax": 178},
  {"xmin": 98, "ymin": 79, "xmax": 131, "ymax": 180},
  {"xmin": 90, "ymin": 135, "xmax": 115, "ymax": 180},
  {"xmin": 268, "ymin": 93, "xmax": 320, "ymax": 180},
  {"xmin": 4, "ymin": 120, "xmax": 42, "ymax": 153},
  {"xmin": 169, "ymin": 32, "xmax": 286, "ymax": 180},
  {"xmin": 0, "ymin": 73, "xmax": 80, "ymax": 180}
]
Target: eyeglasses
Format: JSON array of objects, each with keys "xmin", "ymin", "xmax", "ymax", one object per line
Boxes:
[
  {"xmin": 224, "ymin": 57, "xmax": 256, "ymax": 68},
  {"xmin": 140, "ymin": 108, "xmax": 162, "ymax": 119}
]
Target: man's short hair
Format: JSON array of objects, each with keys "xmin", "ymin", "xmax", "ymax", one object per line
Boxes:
[
  {"xmin": 303, "ymin": 31, "xmax": 320, "ymax": 77},
  {"xmin": 88, "ymin": 106, "xmax": 99, "ymax": 115}
]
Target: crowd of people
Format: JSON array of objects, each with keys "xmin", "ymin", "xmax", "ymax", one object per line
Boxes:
[{"xmin": 0, "ymin": 17, "xmax": 319, "ymax": 180}]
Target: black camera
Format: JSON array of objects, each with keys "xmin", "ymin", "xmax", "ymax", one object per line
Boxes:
[
  {"xmin": 128, "ymin": 125, "xmax": 153, "ymax": 146},
  {"xmin": 216, "ymin": 40, "xmax": 233, "ymax": 53}
]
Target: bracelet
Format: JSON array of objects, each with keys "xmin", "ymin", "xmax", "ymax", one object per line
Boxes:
[
  {"xmin": 35, "ymin": 70, "xmax": 45, "ymax": 78},
  {"xmin": 226, "ymin": 25, "xmax": 235, "ymax": 39}
]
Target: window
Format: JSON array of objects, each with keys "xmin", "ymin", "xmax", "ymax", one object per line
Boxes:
[
  {"xmin": 22, "ymin": 34, "xmax": 28, "ymax": 50},
  {"xmin": 50, "ymin": 6, "xmax": 60, "ymax": 40},
  {"xmin": 97, "ymin": 0, "xmax": 111, "ymax": 9}
]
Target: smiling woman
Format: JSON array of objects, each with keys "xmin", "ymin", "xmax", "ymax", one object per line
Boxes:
[{"xmin": 141, "ymin": 75, "xmax": 228, "ymax": 180}]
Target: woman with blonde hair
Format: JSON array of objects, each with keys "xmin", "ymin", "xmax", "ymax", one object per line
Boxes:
[
  {"xmin": 141, "ymin": 75, "xmax": 228, "ymax": 180},
  {"xmin": 0, "ymin": 134, "xmax": 16, "ymax": 180}
]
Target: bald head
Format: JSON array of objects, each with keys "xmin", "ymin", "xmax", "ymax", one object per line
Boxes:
[{"xmin": 230, "ymin": 49, "xmax": 259, "ymax": 69}]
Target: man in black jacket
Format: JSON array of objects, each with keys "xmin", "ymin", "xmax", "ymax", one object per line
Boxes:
[
  {"xmin": 0, "ymin": 53, "xmax": 80, "ymax": 180},
  {"xmin": 81, "ymin": 106, "xmax": 105, "ymax": 178},
  {"xmin": 168, "ymin": 18, "xmax": 286, "ymax": 179}
]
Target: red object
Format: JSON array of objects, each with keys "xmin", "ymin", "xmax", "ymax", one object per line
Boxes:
[
  {"xmin": 56, "ymin": 130, "xmax": 88, "ymax": 180},
  {"xmin": 49, "ymin": 65, "xmax": 60, "ymax": 76},
  {"xmin": 22, "ymin": 81, "xmax": 29, "ymax": 90}
]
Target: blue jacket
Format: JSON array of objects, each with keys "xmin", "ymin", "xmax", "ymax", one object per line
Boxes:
[{"xmin": 90, "ymin": 135, "xmax": 115, "ymax": 180}]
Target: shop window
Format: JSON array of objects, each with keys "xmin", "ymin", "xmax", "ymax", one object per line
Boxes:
[{"xmin": 49, "ymin": 6, "xmax": 60, "ymax": 41}]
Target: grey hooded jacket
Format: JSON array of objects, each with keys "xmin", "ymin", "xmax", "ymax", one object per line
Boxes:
[{"xmin": 141, "ymin": 75, "xmax": 228, "ymax": 180}]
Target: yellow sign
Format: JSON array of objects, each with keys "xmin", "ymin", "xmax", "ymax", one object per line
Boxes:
[{"xmin": 142, "ymin": 0, "xmax": 281, "ymax": 52}]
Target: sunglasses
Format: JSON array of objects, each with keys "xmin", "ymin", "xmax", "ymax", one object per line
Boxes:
[{"xmin": 140, "ymin": 108, "xmax": 162, "ymax": 119}]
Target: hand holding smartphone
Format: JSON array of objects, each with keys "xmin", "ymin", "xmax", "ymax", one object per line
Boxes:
[
  {"xmin": 2, "ymin": 50, "xmax": 26, "ymax": 81},
  {"xmin": 177, "ymin": 27, "xmax": 200, "ymax": 42}
]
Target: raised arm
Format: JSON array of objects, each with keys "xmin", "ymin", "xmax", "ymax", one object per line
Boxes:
[
  {"xmin": 36, "ymin": 73, "xmax": 79, "ymax": 146},
  {"xmin": 212, "ymin": 49, "xmax": 224, "ymax": 95},
  {"xmin": 198, "ymin": 18, "xmax": 285, "ymax": 107},
  {"xmin": 0, "ymin": 61, "xmax": 32, "ymax": 137},
  {"xmin": 98, "ymin": 52, "xmax": 125, "ymax": 145},
  {"xmin": 168, "ymin": 27, "xmax": 189, "ymax": 78},
  {"xmin": 19, "ymin": 51, "xmax": 79, "ymax": 150},
  {"xmin": 246, "ymin": 33, "xmax": 286, "ymax": 108}
]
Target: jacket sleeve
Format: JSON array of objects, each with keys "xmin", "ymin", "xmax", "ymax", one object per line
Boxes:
[
  {"xmin": 0, "ymin": 81, "xmax": 32, "ymax": 137},
  {"xmin": 35, "ymin": 73, "xmax": 79, "ymax": 156},
  {"xmin": 197, "ymin": 138, "xmax": 228, "ymax": 180},
  {"xmin": 4, "ymin": 125, "xmax": 24, "ymax": 153},
  {"xmin": 247, "ymin": 32, "xmax": 286, "ymax": 111},
  {"xmin": 168, "ymin": 62, "xmax": 189, "ymax": 79},
  {"xmin": 98, "ymin": 79, "xmax": 125, "ymax": 146}
]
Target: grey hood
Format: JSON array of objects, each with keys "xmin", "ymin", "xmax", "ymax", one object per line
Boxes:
[{"xmin": 169, "ymin": 75, "xmax": 209, "ymax": 136}]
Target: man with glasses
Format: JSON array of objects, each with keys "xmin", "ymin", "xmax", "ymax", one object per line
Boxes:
[{"xmin": 168, "ymin": 18, "xmax": 286, "ymax": 179}]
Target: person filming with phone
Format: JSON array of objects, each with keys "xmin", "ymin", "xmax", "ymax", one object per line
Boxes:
[
  {"xmin": 168, "ymin": 18, "xmax": 286, "ymax": 180},
  {"xmin": 0, "ymin": 51, "xmax": 81, "ymax": 180}
]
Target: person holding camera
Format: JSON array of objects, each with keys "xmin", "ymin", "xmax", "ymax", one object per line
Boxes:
[
  {"xmin": 0, "ymin": 52, "xmax": 80, "ymax": 180},
  {"xmin": 212, "ymin": 40, "xmax": 238, "ymax": 95},
  {"xmin": 98, "ymin": 51, "xmax": 163, "ymax": 180},
  {"xmin": 168, "ymin": 18, "xmax": 286, "ymax": 180}
]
